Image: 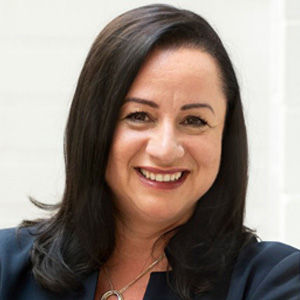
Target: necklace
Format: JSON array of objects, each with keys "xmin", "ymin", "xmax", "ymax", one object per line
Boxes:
[{"xmin": 100, "ymin": 253, "xmax": 165, "ymax": 300}]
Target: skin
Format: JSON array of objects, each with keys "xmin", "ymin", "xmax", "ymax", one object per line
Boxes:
[{"xmin": 95, "ymin": 47, "xmax": 227, "ymax": 299}]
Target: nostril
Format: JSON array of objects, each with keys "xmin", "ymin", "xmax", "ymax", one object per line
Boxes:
[
  {"xmin": 146, "ymin": 139, "xmax": 184, "ymax": 158},
  {"xmin": 176, "ymin": 144, "xmax": 185, "ymax": 157}
]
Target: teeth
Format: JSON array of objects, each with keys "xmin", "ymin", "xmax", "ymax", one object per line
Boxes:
[
  {"xmin": 164, "ymin": 174, "xmax": 171, "ymax": 181},
  {"xmin": 139, "ymin": 168, "xmax": 183, "ymax": 182},
  {"xmin": 174, "ymin": 172, "xmax": 181, "ymax": 180}
]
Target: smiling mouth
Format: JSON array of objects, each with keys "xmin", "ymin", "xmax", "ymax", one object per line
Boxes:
[{"xmin": 137, "ymin": 168, "xmax": 185, "ymax": 182}]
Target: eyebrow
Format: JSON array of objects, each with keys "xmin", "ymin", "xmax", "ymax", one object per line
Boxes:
[
  {"xmin": 124, "ymin": 97, "xmax": 215, "ymax": 114},
  {"xmin": 124, "ymin": 97, "xmax": 159, "ymax": 108}
]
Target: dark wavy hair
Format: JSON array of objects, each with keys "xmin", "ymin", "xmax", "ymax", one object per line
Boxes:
[{"xmin": 22, "ymin": 4, "xmax": 254, "ymax": 299}]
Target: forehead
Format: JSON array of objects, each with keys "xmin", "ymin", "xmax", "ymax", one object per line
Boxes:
[{"xmin": 126, "ymin": 47, "xmax": 226, "ymax": 114}]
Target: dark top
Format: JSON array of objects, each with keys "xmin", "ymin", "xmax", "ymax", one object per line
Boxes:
[{"xmin": 0, "ymin": 227, "xmax": 299, "ymax": 300}]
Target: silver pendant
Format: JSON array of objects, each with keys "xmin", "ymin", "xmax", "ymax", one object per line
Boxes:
[{"xmin": 101, "ymin": 290, "xmax": 124, "ymax": 300}]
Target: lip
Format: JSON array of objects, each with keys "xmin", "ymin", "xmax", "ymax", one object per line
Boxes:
[
  {"xmin": 135, "ymin": 167, "xmax": 189, "ymax": 190},
  {"xmin": 136, "ymin": 166, "xmax": 189, "ymax": 174}
]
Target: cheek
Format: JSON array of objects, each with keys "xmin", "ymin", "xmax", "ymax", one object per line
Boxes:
[
  {"xmin": 188, "ymin": 134, "xmax": 222, "ymax": 171},
  {"xmin": 186, "ymin": 135, "xmax": 222, "ymax": 201},
  {"xmin": 106, "ymin": 127, "xmax": 146, "ymax": 175}
]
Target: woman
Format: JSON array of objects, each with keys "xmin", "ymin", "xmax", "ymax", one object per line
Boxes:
[{"xmin": 0, "ymin": 4, "xmax": 299, "ymax": 300}]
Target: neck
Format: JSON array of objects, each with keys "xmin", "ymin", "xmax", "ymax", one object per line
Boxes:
[
  {"xmin": 106, "ymin": 215, "xmax": 178, "ymax": 270},
  {"xmin": 96, "ymin": 215, "xmax": 180, "ymax": 299}
]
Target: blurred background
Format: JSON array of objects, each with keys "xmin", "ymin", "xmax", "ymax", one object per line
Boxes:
[{"xmin": 0, "ymin": 0, "xmax": 299, "ymax": 248}]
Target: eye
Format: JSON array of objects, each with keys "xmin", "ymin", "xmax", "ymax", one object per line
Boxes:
[
  {"xmin": 125, "ymin": 111, "xmax": 151, "ymax": 123},
  {"xmin": 181, "ymin": 115, "xmax": 208, "ymax": 127}
]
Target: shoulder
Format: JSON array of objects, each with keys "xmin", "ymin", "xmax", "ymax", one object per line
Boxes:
[
  {"xmin": 235, "ymin": 239, "xmax": 299, "ymax": 272},
  {"xmin": 0, "ymin": 226, "xmax": 35, "ymax": 258},
  {"xmin": 0, "ymin": 226, "xmax": 35, "ymax": 279},
  {"xmin": 0, "ymin": 226, "xmax": 98, "ymax": 300},
  {"xmin": 0, "ymin": 226, "xmax": 40, "ymax": 299},
  {"xmin": 227, "ymin": 239, "xmax": 300, "ymax": 299}
]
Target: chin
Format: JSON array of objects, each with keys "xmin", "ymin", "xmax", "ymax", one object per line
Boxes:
[{"xmin": 135, "ymin": 200, "xmax": 195, "ymax": 226}]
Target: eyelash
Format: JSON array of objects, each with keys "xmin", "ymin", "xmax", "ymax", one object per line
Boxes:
[
  {"xmin": 181, "ymin": 115, "xmax": 208, "ymax": 127},
  {"xmin": 125, "ymin": 111, "xmax": 151, "ymax": 122},
  {"xmin": 124, "ymin": 111, "xmax": 208, "ymax": 128}
]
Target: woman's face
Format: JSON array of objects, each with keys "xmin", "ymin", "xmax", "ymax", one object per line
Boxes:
[{"xmin": 105, "ymin": 47, "xmax": 226, "ymax": 227}]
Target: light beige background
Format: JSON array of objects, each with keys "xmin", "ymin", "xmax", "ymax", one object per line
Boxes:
[{"xmin": 0, "ymin": 0, "xmax": 299, "ymax": 248}]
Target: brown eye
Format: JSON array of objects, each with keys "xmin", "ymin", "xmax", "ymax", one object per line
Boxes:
[
  {"xmin": 125, "ymin": 111, "xmax": 151, "ymax": 122},
  {"xmin": 181, "ymin": 116, "xmax": 208, "ymax": 127}
]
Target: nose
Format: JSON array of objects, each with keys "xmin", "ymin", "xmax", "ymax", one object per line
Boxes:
[{"xmin": 145, "ymin": 122, "xmax": 184, "ymax": 165}]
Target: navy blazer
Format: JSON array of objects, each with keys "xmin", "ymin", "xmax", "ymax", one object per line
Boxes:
[{"xmin": 0, "ymin": 227, "xmax": 299, "ymax": 299}]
